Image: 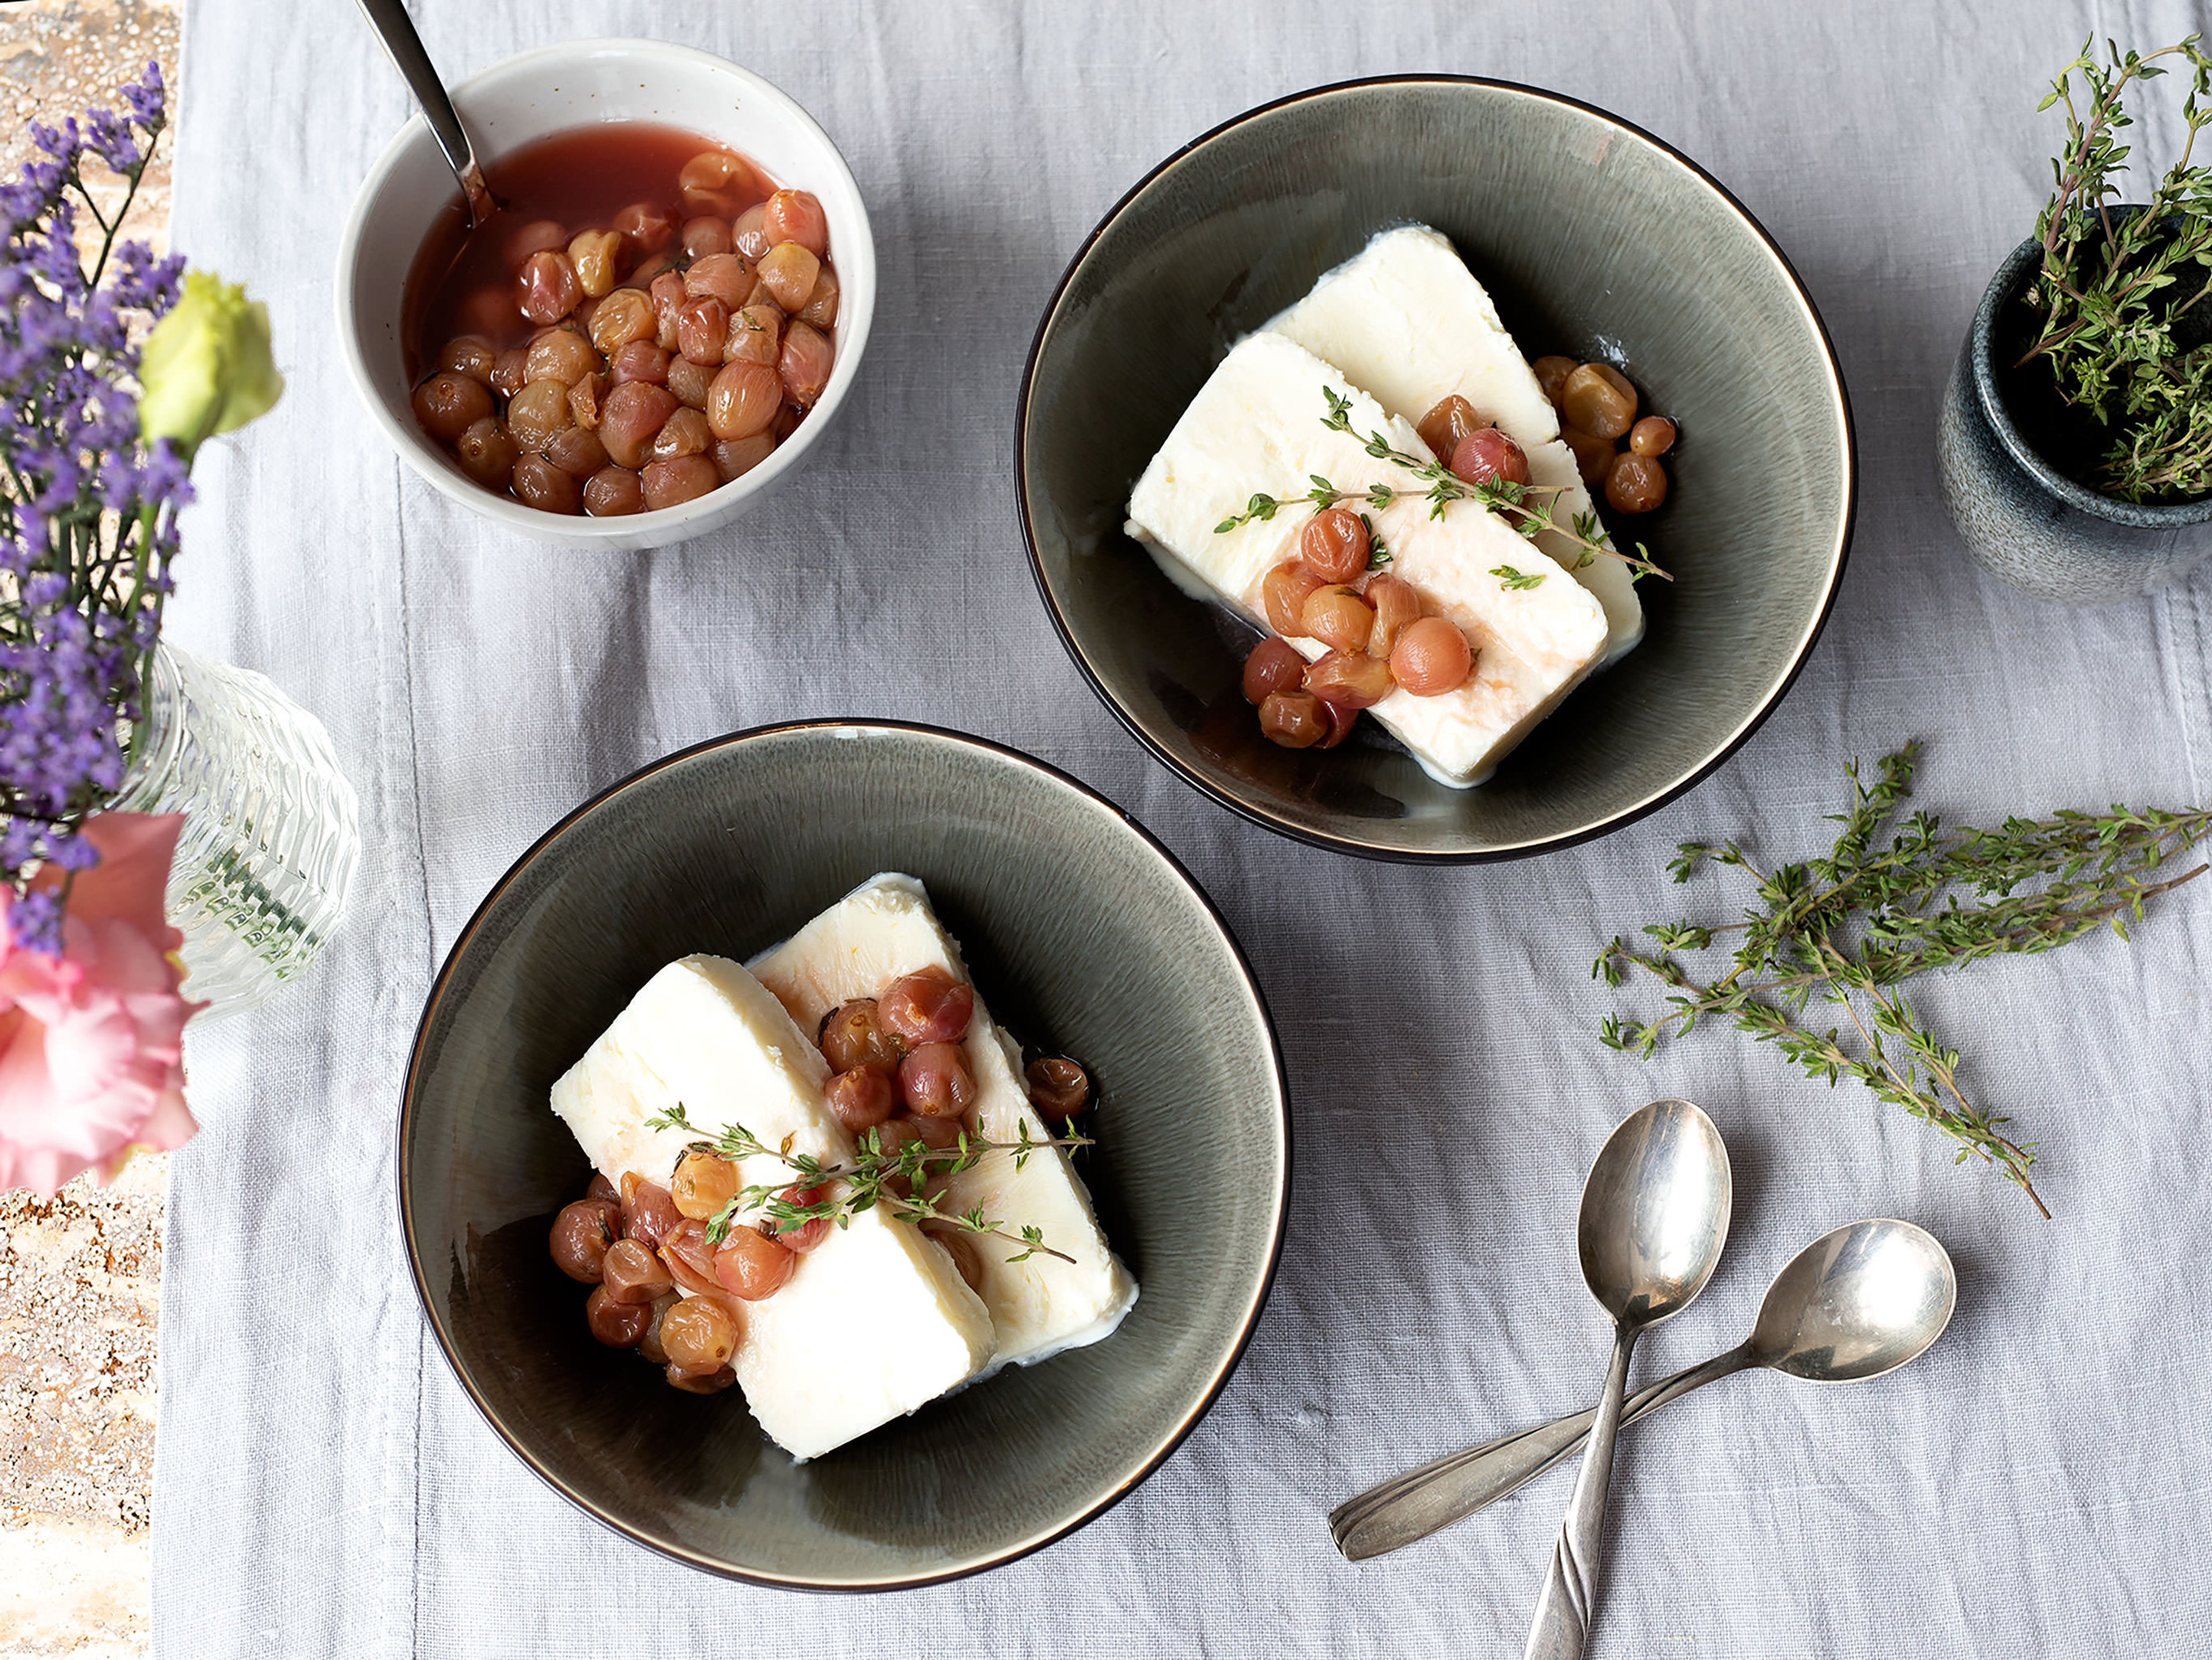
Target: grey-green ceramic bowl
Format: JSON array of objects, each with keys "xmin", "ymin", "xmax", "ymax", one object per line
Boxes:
[
  {"xmin": 1938, "ymin": 227, "xmax": 2212, "ymax": 604},
  {"xmin": 1018, "ymin": 77, "xmax": 1855, "ymax": 860},
  {"xmin": 399, "ymin": 721, "xmax": 1287, "ymax": 1589}
]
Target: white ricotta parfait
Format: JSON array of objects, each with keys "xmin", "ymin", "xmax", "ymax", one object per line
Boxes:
[
  {"xmin": 1265, "ymin": 224, "xmax": 1645, "ymax": 662},
  {"xmin": 1126, "ymin": 330, "xmax": 1609, "ymax": 786},
  {"xmin": 753, "ymin": 875, "xmax": 1138, "ymax": 1374},
  {"xmin": 551, "ymin": 954, "xmax": 995, "ymax": 1459}
]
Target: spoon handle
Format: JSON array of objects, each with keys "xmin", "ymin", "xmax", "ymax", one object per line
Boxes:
[
  {"xmin": 353, "ymin": 0, "xmax": 491, "ymax": 218},
  {"xmin": 1524, "ymin": 1322, "xmax": 1635, "ymax": 1660},
  {"xmin": 1328, "ymin": 1344, "xmax": 1756, "ymax": 1561}
]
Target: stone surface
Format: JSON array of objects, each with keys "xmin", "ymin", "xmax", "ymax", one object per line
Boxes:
[{"xmin": 0, "ymin": 3, "xmax": 180, "ymax": 1654}]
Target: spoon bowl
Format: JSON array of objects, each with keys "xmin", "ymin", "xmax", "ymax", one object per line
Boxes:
[
  {"xmin": 1577, "ymin": 1096, "xmax": 1733, "ymax": 1327},
  {"xmin": 1749, "ymin": 1218, "xmax": 1956, "ymax": 1384}
]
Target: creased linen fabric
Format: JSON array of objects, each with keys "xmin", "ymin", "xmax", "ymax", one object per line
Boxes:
[{"xmin": 153, "ymin": 1, "xmax": 2212, "ymax": 1654}]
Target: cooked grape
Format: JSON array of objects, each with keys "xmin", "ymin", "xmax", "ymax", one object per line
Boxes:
[
  {"xmin": 1300, "ymin": 585, "xmax": 1374, "ymax": 655},
  {"xmin": 1605, "ymin": 452, "xmax": 1668, "ymax": 513},
  {"xmin": 411, "ymin": 372, "xmax": 493, "ymax": 443},
  {"xmin": 711, "ymin": 434, "xmax": 777, "ymax": 483},
  {"xmin": 1300, "ymin": 506, "xmax": 1371, "ymax": 583},
  {"xmin": 1450, "ymin": 428, "xmax": 1532, "ymax": 489},
  {"xmin": 517, "ymin": 250, "xmax": 582, "ymax": 326},
  {"xmin": 1263, "ymin": 561, "xmax": 1325, "ymax": 636},
  {"xmin": 714, "ymin": 1226, "xmax": 797, "ymax": 1301},
  {"xmin": 586, "ymin": 1283, "xmax": 653, "ymax": 1347},
  {"xmin": 778, "ymin": 320, "xmax": 833, "ymax": 408},
  {"xmin": 641, "ymin": 454, "xmax": 720, "ymax": 510},
  {"xmin": 1560, "ymin": 363, "xmax": 1637, "ymax": 440},
  {"xmin": 826, "ymin": 1065, "xmax": 899, "ymax": 1132},
  {"xmin": 1305, "ymin": 649, "xmax": 1395, "ymax": 709},
  {"xmin": 762, "ymin": 189, "xmax": 830, "ymax": 256},
  {"xmin": 1364, "ymin": 573, "xmax": 1421, "ymax": 659},
  {"xmin": 880, "ymin": 967, "xmax": 974, "ymax": 1045},
  {"xmin": 453, "ymin": 417, "xmax": 516, "ymax": 487},
  {"xmin": 1258, "ymin": 690, "xmax": 1327, "ymax": 748},
  {"xmin": 660, "ymin": 1296, "xmax": 740, "ymax": 1374},
  {"xmin": 568, "ymin": 229, "xmax": 626, "ymax": 298},
  {"xmin": 1025, "ymin": 1056, "xmax": 1090, "ymax": 1118},
  {"xmin": 900, "ymin": 1041, "xmax": 978, "ymax": 1118},
  {"xmin": 671, "ymin": 1149, "xmax": 741, "ymax": 1221},
  {"xmin": 706, "ymin": 361, "xmax": 781, "ymax": 440},
  {"xmin": 620, "ymin": 1173, "xmax": 683, "ymax": 1251},
  {"xmin": 1416, "ymin": 394, "xmax": 1483, "ymax": 459},
  {"xmin": 1390, "ymin": 617, "xmax": 1474, "ymax": 695},
  {"xmin": 755, "ymin": 242, "xmax": 820, "ymax": 312},
  {"xmin": 583, "ymin": 466, "xmax": 645, "ymax": 517},
  {"xmin": 549, "ymin": 1198, "xmax": 620, "ymax": 1283},
  {"xmin": 600, "ymin": 1238, "xmax": 675, "ymax": 1306},
  {"xmin": 511, "ymin": 453, "xmax": 581, "ymax": 514},
  {"xmin": 820, "ymin": 999, "xmax": 903, "ymax": 1072},
  {"xmin": 1532, "ymin": 355, "xmax": 1577, "ymax": 409},
  {"xmin": 1242, "ymin": 637, "xmax": 1306, "ymax": 704},
  {"xmin": 1560, "ymin": 425, "xmax": 1616, "ymax": 488}
]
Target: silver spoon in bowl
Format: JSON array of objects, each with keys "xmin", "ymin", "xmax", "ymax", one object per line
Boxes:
[
  {"xmin": 1332, "ymin": 1217, "xmax": 1956, "ymax": 1562},
  {"xmin": 354, "ymin": 0, "xmax": 497, "ymax": 226},
  {"xmin": 1526, "ymin": 1098, "xmax": 1732, "ymax": 1660}
]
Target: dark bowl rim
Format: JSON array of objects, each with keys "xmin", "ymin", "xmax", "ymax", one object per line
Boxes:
[
  {"xmin": 1969, "ymin": 229, "xmax": 2212, "ymax": 528},
  {"xmin": 396, "ymin": 716, "xmax": 1293, "ymax": 1592},
  {"xmin": 1015, "ymin": 72, "xmax": 1859, "ymax": 864}
]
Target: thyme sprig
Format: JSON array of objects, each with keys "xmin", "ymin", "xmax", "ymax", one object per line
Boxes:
[
  {"xmin": 643, "ymin": 1103, "xmax": 1092, "ymax": 1265},
  {"xmin": 1594, "ymin": 743, "xmax": 2212, "ymax": 1217},
  {"xmin": 2017, "ymin": 35, "xmax": 2212, "ymax": 501},
  {"xmin": 1211, "ymin": 388, "xmax": 1669, "ymax": 583}
]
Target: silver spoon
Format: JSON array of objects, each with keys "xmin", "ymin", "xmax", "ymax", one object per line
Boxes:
[
  {"xmin": 1525, "ymin": 1098, "xmax": 1730, "ymax": 1660},
  {"xmin": 354, "ymin": 0, "xmax": 496, "ymax": 226},
  {"xmin": 1331, "ymin": 1218, "xmax": 1956, "ymax": 1561}
]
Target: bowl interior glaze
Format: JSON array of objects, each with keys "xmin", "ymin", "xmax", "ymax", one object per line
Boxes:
[
  {"xmin": 400, "ymin": 723, "xmax": 1286, "ymax": 1588},
  {"xmin": 1019, "ymin": 77, "xmax": 1854, "ymax": 859}
]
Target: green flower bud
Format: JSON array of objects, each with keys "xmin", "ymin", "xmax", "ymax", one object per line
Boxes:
[{"xmin": 137, "ymin": 270, "xmax": 284, "ymax": 449}]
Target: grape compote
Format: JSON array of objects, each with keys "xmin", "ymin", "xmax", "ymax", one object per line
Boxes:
[{"xmin": 403, "ymin": 123, "xmax": 840, "ymax": 516}]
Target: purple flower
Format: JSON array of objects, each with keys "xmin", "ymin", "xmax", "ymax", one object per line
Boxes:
[{"xmin": 1, "ymin": 61, "xmax": 187, "ymax": 946}]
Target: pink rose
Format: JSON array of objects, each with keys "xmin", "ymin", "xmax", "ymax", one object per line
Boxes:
[{"xmin": 0, "ymin": 812, "xmax": 203, "ymax": 1196}]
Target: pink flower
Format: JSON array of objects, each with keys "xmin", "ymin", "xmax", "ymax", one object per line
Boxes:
[{"xmin": 1, "ymin": 812, "xmax": 202, "ymax": 1196}]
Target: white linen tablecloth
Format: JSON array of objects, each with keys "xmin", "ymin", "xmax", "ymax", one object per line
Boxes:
[{"xmin": 152, "ymin": 1, "xmax": 2212, "ymax": 1653}]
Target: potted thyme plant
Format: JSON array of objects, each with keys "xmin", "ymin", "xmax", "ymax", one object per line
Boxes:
[
  {"xmin": 1, "ymin": 65, "xmax": 361, "ymax": 1196},
  {"xmin": 1938, "ymin": 35, "xmax": 2212, "ymax": 604}
]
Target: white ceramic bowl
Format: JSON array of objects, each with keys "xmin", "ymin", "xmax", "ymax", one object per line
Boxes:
[{"xmin": 336, "ymin": 39, "xmax": 875, "ymax": 550}]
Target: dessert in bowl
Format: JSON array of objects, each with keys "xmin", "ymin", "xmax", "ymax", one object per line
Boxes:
[
  {"xmin": 1018, "ymin": 76, "xmax": 1855, "ymax": 859},
  {"xmin": 338, "ymin": 39, "xmax": 875, "ymax": 550},
  {"xmin": 399, "ymin": 723, "xmax": 1286, "ymax": 1587}
]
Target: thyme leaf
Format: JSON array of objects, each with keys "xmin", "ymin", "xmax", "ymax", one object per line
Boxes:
[
  {"xmin": 1595, "ymin": 742, "xmax": 2212, "ymax": 1217},
  {"xmin": 1212, "ymin": 390, "xmax": 1670, "ymax": 581},
  {"xmin": 643, "ymin": 1103, "xmax": 1092, "ymax": 1264},
  {"xmin": 2019, "ymin": 34, "xmax": 2212, "ymax": 501}
]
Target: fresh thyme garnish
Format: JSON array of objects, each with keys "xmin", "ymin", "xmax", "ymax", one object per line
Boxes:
[
  {"xmin": 1212, "ymin": 388, "xmax": 1669, "ymax": 582},
  {"xmin": 2017, "ymin": 35, "xmax": 2212, "ymax": 502},
  {"xmin": 1594, "ymin": 744, "xmax": 2211, "ymax": 1217},
  {"xmin": 643, "ymin": 1103, "xmax": 1091, "ymax": 1264},
  {"xmin": 1491, "ymin": 564, "xmax": 1546, "ymax": 590},
  {"xmin": 1361, "ymin": 511, "xmax": 1393, "ymax": 569}
]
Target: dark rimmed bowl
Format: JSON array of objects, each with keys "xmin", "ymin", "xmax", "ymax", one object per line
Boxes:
[
  {"xmin": 1938, "ymin": 228, "xmax": 2212, "ymax": 604},
  {"xmin": 399, "ymin": 721, "xmax": 1287, "ymax": 1589},
  {"xmin": 1017, "ymin": 75, "xmax": 1855, "ymax": 861}
]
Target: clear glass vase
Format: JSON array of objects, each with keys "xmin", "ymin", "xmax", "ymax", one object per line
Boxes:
[{"xmin": 109, "ymin": 641, "xmax": 361, "ymax": 1017}]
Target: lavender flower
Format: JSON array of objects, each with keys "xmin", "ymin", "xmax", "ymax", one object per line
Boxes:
[{"xmin": 0, "ymin": 63, "xmax": 189, "ymax": 956}]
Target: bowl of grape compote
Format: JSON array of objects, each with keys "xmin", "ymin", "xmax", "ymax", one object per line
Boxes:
[{"xmin": 338, "ymin": 39, "xmax": 874, "ymax": 549}]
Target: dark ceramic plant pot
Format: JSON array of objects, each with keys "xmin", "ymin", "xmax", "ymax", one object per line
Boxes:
[{"xmin": 1938, "ymin": 234, "xmax": 2212, "ymax": 604}]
